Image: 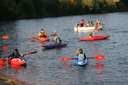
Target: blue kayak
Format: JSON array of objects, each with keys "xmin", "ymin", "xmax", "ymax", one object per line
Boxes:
[
  {"xmin": 42, "ymin": 42, "xmax": 67, "ymax": 50},
  {"xmin": 72, "ymin": 56, "xmax": 88, "ymax": 66}
]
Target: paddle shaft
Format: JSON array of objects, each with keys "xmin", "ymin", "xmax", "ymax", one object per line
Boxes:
[
  {"xmin": 20, "ymin": 51, "xmax": 37, "ymax": 58},
  {"xmin": 60, "ymin": 57, "xmax": 94, "ymax": 61}
]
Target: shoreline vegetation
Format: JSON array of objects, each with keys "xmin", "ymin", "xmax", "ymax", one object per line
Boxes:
[
  {"xmin": 0, "ymin": 0, "xmax": 128, "ymax": 21},
  {"xmin": 0, "ymin": 73, "xmax": 30, "ymax": 85}
]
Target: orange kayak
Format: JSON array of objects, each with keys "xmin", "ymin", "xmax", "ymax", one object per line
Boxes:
[{"xmin": 37, "ymin": 37, "xmax": 49, "ymax": 42}]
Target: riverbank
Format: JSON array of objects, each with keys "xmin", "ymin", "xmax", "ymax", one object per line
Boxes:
[
  {"xmin": 0, "ymin": 73, "xmax": 30, "ymax": 85},
  {"xmin": 0, "ymin": 10, "xmax": 128, "ymax": 21},
  {"xmin": 0, "ymin": 0, "xmax": 128, "ymax": 21}
]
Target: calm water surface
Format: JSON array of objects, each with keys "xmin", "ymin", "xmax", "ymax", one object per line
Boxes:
[{"xmin": 0, "ymin": 12, "xmax": 128, "ymax": 85}]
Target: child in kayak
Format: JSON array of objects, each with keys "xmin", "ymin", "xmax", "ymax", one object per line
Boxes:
[
  {"xmin": 38, "ymin": 28, "xmax": 48, "ymax": 37},
  {"xmin": 88, "ymin": 32, "xmax": 93, "ymax": 38},
  {"xmin": 75, "ymin": 48, "xmax": 87, "ymax": 66},
  {"xmin": 8, "ymin": 48, "xmax": 21, "ymax": 59}
]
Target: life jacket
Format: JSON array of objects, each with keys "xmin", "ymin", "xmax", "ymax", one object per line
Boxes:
[
  {"xmin": 38, "ymin": 32, "xmax": 47, "ymax": 37},
  {"xmin": 77, "ymin": 53, "xmax": 87, "ymax": 65}
]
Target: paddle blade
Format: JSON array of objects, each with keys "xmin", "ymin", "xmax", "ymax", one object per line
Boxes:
[
  {"xmin": 95, "ymin": 55, "xmax": 105, "ymax": 61},
  {"xmin": 59, "ymin": 57, "xmax": 77, "ymax": 61},
  {"xmin": 1, "ymin": 34, "xmax": 9, "ymax": 40}
]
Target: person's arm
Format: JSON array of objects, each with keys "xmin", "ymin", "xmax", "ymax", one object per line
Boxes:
[
  {"xmin": 8, "ymin": 53, "xmax": 14, "ymax": 58},
  {"xmin": 75, "ymin": 50, "xmax": 79, "ymax": 56},
  {"xmin": 84, "ymin": 53, "xmax": 87, "ymax": 59}
]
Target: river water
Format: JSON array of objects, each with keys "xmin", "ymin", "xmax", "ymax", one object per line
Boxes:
[{"xmin": 0, "ymin": 12, "xmax": 128, "ymax": 85}]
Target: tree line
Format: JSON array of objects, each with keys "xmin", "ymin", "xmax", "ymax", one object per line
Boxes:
[{"xmin": 0, "ymin": 0, "xmax": 128, "ymax": 20}]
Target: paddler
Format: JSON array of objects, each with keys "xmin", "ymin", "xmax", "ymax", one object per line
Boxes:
[
  {"xmin": 38, "ymin": 28, "xmax": 48, "ymax": 37},
  {"xmin": 88, "ymin": 32, "xmax": 93, "ymax": 38},
  {"xmin": 75, "ymin": 48, "xmax": 87, "ymax": 66},
  {"xmin": 51, "ymin": 31, "xmax": 62, "ymax": 44},
  {"xmin": 8, "ymin": 48, "xmax": 21, "ymax": 59},
  {"xmin": 79, "ymin": 19, "xmax": 85, "ymax": 27}
]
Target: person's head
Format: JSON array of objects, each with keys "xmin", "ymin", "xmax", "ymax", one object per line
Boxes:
[
  {"xmin": 81, "ymin": 19, "xmax": 84, "ymax": 21},
  {"xmin": 89, "ymin": 32, "xmax": 93, "ymax": 35},
  {"xmin": 41, "ymin": 28, "xmax": 44, "ymax": 31},
  {"xmin": 53, "ymin": 31, "xmax": 57, "ymax": 36},
  {"xmin": 14, "ymin": 48, "xmax": 19, "ymax": 53},
  {"xmin": 79, "ymin": 48, "xmax": 83, "ymax": 54}
]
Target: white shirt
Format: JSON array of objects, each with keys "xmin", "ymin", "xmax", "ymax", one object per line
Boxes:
[{"xmin": 77, "ymin": 54, "xmax": 87, "ymax": 65}]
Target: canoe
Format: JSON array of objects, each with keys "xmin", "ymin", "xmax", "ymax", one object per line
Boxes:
[
  {"xmin": 37, "ymin": 37, "xmax": 49, "ymax": 42},
  {"xmin": 42, "ymin": 42, "xmax": 67, "ymax": 50},
  {"xmin": 9, "ymin": 58, "xmax": 26, "ymax": 66},
  {"xmin": 74, "ymin": 25, "xmax": 102, "ymax": 32},
  {"xmin": 80, "ymin": 35, "xmax": 109, "ymax": 41}
]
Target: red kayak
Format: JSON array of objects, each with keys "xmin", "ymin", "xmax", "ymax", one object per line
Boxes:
[
  {"xmin": 0, "ymin": 59, "xmax": 6, "ymax": 65},
  {"xmin": 0, "ymin": 58, "xmax": 26, "ymax": 66},
  {"xmin": 80, "ymin": 35, "xmax": 109, "ymax": 41},
  {"xmin": 9, "ymin": 58, "xmax": 26, "ymax": 66}
]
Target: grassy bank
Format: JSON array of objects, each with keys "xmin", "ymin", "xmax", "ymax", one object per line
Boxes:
[
  {"xmin": 0, "ymin": 73, "xmax": 30, "ymax": 85},
  {"xmin": 0, "ymin": 0, "xmax": 128, "ymax": 20}
]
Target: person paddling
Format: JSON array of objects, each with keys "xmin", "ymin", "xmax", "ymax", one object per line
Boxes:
[
  {"xmin": 8, "ymin": 48, "xmax": 21, "ymax": 59},
  {"xmin": 38, "ymin": 28, "xmax": 48, "ymax": 37},
  {"xmin": 51, "ymin": 32, "xmax": 62, "ymax": 44},
  {"xmin": 75, "ymin": 48, "xmax": 87, "ymax": 66},
  {"xmin": 79, "ymin": 19, "xmax": 85, "ymax": 27},
  {"xmin": 88, "ymin": 32, "xmax": 93, "ymax": 38},
  {"xmin": 95, "ymin": 19, "xmax": 101, "ymax": 31}
]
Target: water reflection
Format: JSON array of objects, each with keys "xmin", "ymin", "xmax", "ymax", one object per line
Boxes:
[
  {"xmin": 1, "ymin": 44, "xmax": 10, "ymax": 56},
  {"xmin": 10, "ymin": 65, "xmax": 26, "ymax": 72},
  {"xmin": 95, "ymin": 63, "xmax": 104, "ymax": 74},
  {"xmin": 95, "ymin": 62, "xmax": 105, "ymax": 81}
]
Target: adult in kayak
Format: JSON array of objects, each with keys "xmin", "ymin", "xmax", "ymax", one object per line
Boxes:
[
  {"xmin": 95, "ymin": 19, "xmax": 102, "ymax": 31},
  {"xmin": 51, "ymin": 32, "xmax": 62, "ymax": 44},
  {"xmin": 75, "ymin": 48, "xmax": 88, "ymax": 66},
  {"xmin": 79, "ymin": 19, "xmax": 85, "ymax": 27},
  {"xmin": 38, "ymin": 28, "xmax": 48, "ymax": 38},
  {"xmin": 8, "ymin": 48, "xmax": 21, "ymax": 59}
]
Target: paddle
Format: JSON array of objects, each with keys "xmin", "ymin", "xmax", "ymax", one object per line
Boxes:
[
  {"xmin": 59, "ymin": 54, "xmax": 106, "ymax": 61},
  {"xmin": 59, "ymin": 57, "xmax": 77, "ymax": 61},
  {"xmin": 59, "ymin": 56, "xmax": 94, "ymax": 61},
  {"xmin": 20, "ymin": 51, "xmax": 37, "ymax": 58}
]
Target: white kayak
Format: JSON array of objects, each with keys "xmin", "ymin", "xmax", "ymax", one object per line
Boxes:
[{"xmin": 74, "ymin": 25, "xmax": 102, "ymax": 32}]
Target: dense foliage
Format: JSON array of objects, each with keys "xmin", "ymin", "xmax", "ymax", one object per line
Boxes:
[{"xmin": 0, "ymin": 0, "xmax": 128, "ymax": 20}]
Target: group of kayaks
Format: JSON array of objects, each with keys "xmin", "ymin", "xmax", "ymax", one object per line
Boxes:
[
  {"xmin": 32, "ymin": 35, "xmax": 68, "ymax": 50},
  {"xmin": 0, "ymin": 21, "xmax": 109, "ymax": 67},
  {"xmin": 35, "ymin": 23, "xmax": 109, "ymax": 66},
  {"xmin": 73, "ymin": 21, "xmax": 109, "ymax": 66}
]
